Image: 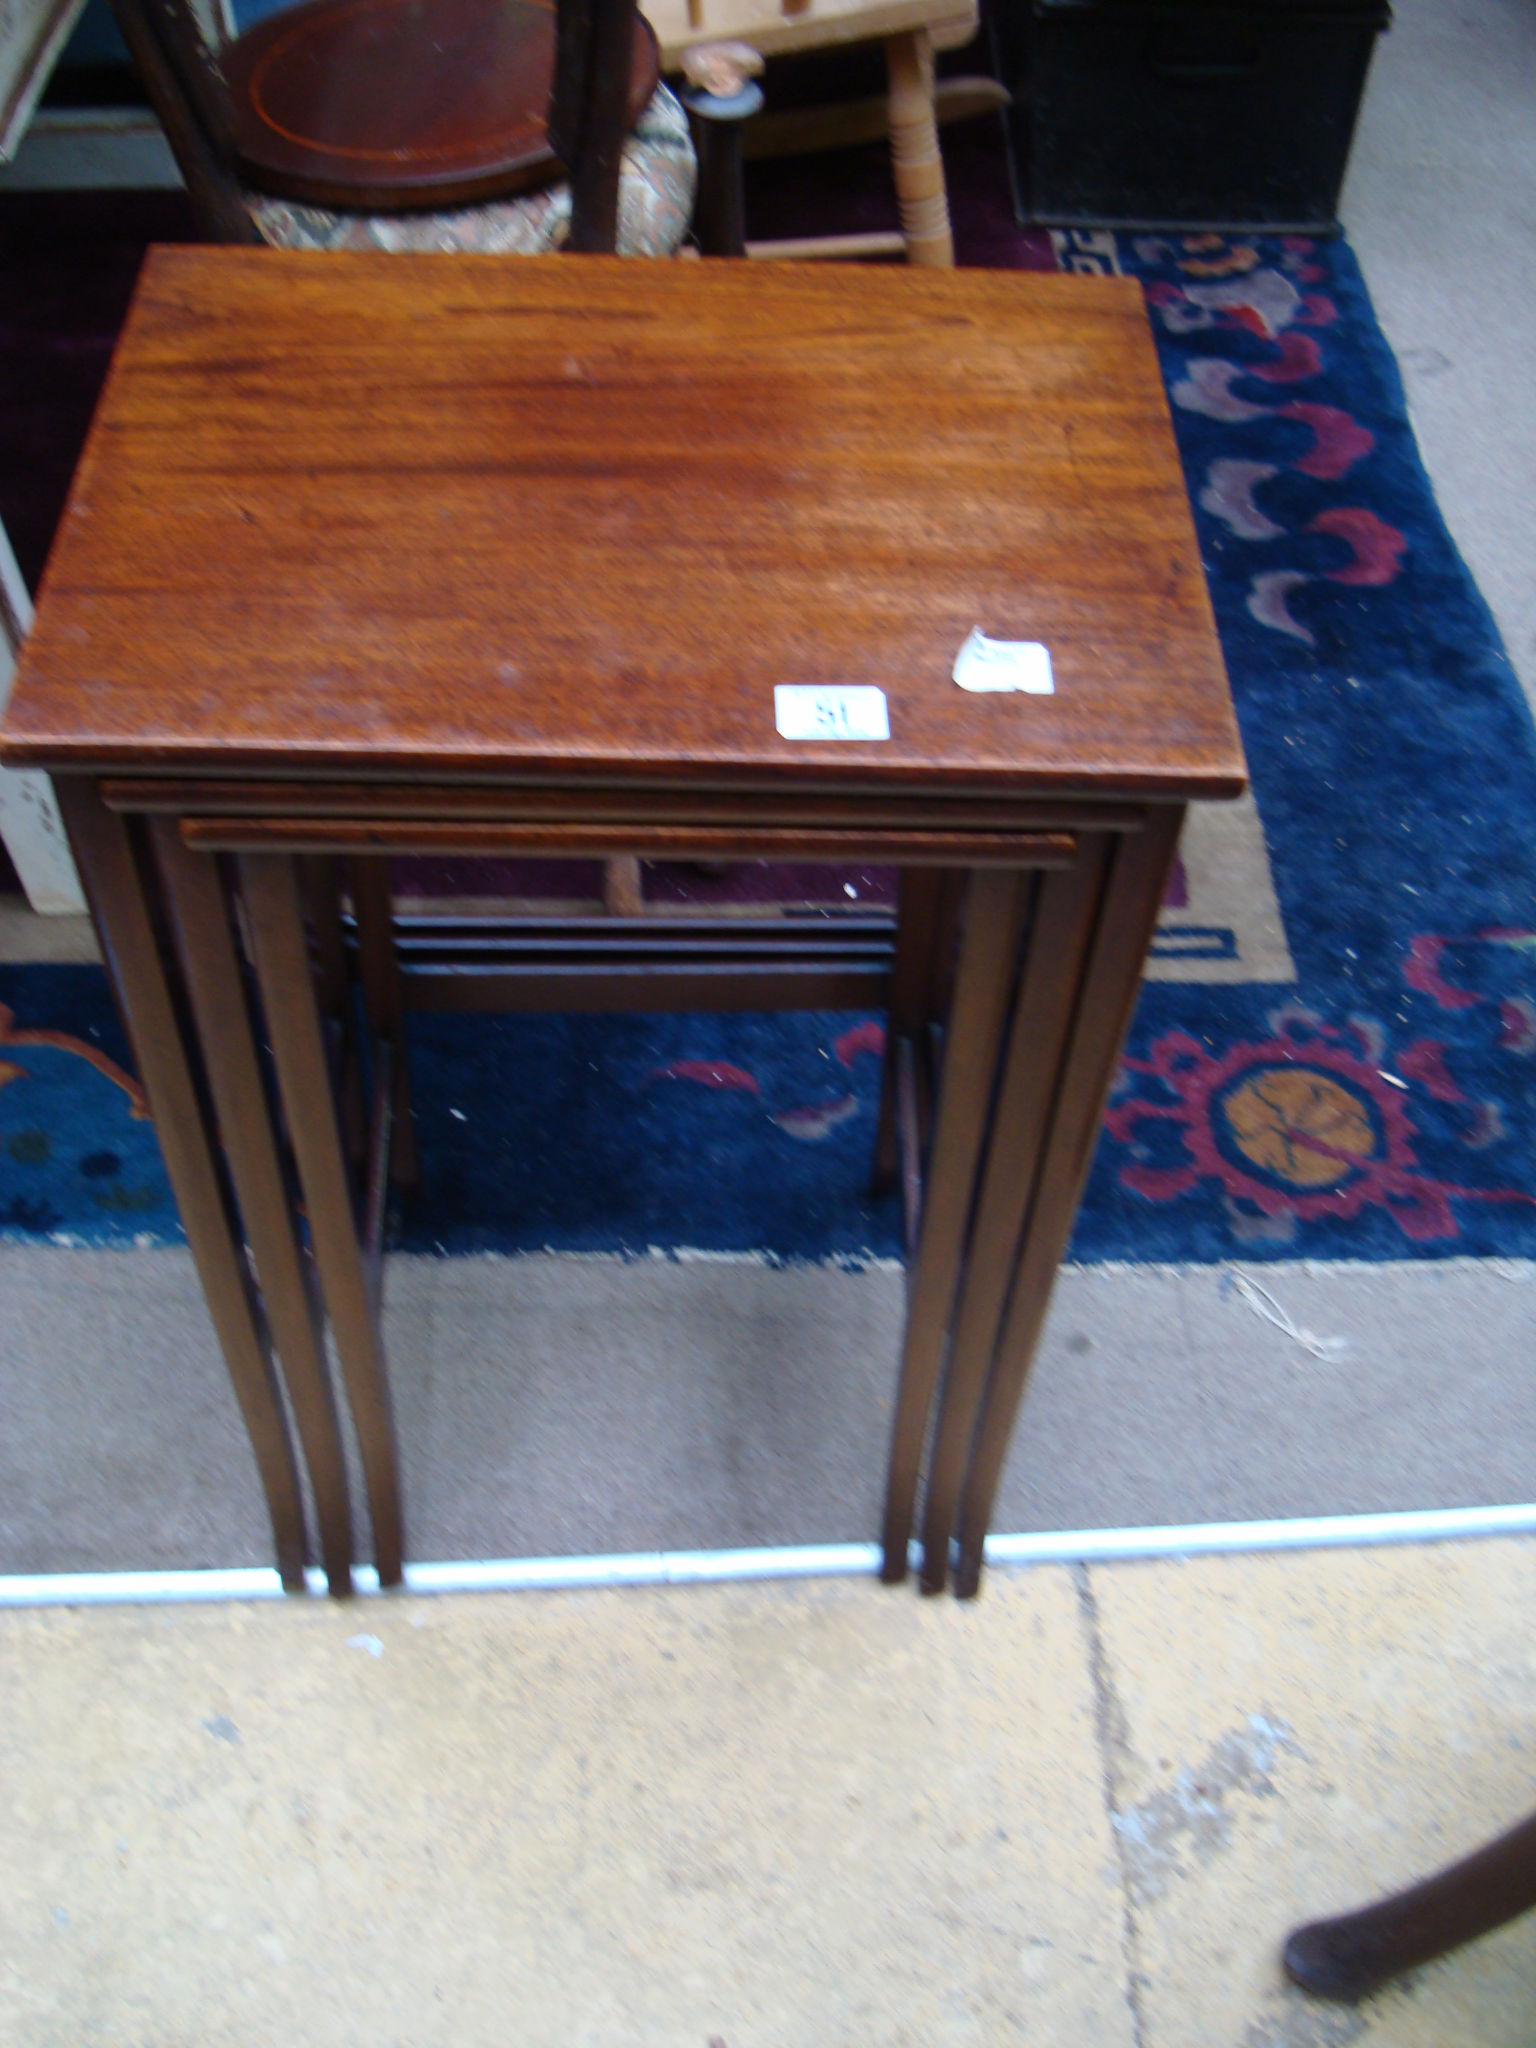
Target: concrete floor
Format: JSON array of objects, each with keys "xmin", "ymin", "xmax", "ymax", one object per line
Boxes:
[{"xmin": 3, "ymin": 1537, "xmax": 1534, "ymax": 2043}]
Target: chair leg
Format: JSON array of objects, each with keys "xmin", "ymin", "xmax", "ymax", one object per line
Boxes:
[
  {"xmin": 885, "ymin": 29, "xmax": 953, "ymax": 268},
  {"xmin": 1285, "ymin": 1806, "xmax": 1536, "ymax": 2002}
]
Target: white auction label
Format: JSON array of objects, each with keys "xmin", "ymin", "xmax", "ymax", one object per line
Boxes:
[
  {"xmin": 952, "ymin": 627, "xmax": 1054, "ymax": 694},
  {"xmin": 774, "ymin": 684, "xmax": 890, "ymax": 741}
]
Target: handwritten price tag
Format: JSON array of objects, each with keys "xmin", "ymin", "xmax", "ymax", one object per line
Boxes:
[
  {"xmin": 774, "ymin": 685, "xmax": 890, "ymax": 741},
  {"xmin": 952, "ymin": 628, "xmax": 1054, "ymax": 694}
]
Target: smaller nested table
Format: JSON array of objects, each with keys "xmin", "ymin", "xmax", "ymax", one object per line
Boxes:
[{"xmin": 1, "ymin": 248, "xmax": 1242, "ymax": 1598}]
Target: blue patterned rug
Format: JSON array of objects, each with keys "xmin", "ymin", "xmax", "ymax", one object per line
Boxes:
[{"xmin": 4, "ymin": 226, "xmax": 1536, "ymax": 1263}]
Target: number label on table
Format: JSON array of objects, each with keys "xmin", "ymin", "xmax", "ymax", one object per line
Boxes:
[{"xmin": 774, "ymin": 685, "xmax": 890, "ymax": 741}]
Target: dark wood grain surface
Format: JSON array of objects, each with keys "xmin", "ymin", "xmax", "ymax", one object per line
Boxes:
[{"xmin": 3, "ymin": 247, "xmax": 1243, "ymax": 798}]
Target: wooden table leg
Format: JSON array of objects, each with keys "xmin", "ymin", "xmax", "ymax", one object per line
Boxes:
[
  {"xmin": 878, "ymin": 865, "xmax": 1030, "ymax": 1582},
  {"xmin": 871, "ymin": 865, "xmax": 959, "ymax": 1195},
  {"xmin": 885, "ymin": 28, "xmax": 954, "ymax": 268},
  {"xmin": 238, "ymin": 851, "xmax": 406, "ymax": 1587},
  {"xmin": 298, "ymin": 855, "xmax": 370, "ymax": 1176},
  {"xmin": 349, "ymin": 857, "xmax": 420, "ymax": 1189},
  {"xmin": 53, "ymin": 781, "xmax": 310, "ymax": 1591},
  {"xmin": 151, "ymin": 821, "xmax": 357, "ymax": 1596},
  {"xmin": 917, "ymin": 838, "xmax": 1111, "ymax": 1592},
  {"xmin": 948, "ymin": 808, "xmax": 1185, "ymax": 1597}
]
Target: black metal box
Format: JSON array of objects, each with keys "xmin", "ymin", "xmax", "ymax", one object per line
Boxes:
[{"xmin": 996, "ymin": 0, "xmax": 1391, "ymax": 233}]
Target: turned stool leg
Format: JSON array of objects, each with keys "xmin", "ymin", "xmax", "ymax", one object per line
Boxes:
[
  {"xmin": 885, "ymin": 28, "xmax": 953, "ymax": 268},
  {"xmin": 1285, "ymin": 1805, "xmax": 1536, "ymax": 2002}
]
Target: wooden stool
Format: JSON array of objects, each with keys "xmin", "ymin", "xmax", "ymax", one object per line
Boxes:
[{"xmin": 643, "ymin": 0, "xmax": 982, "ymax": 265}]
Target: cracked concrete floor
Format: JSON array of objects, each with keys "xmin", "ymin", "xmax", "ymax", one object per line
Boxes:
[{"xmin": 3, "ymin": 1536, "xmax": 1534, "ymax": 2045}]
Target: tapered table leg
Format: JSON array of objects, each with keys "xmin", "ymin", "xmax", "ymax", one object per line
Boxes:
[
  {"xmin": 349, "ymin": 857, "xmax": 419, "ymax": 1189},
  {"xmin": 878, "ymin": 866, "xmax": 1031, "ymax": 1582},
  {"xmin": 299, "ymin": 855, "xmax": 370, "ymax": 1176},
  {"xmin": 871, "ymin": 867, "xmax": 959, "ymax": 1195},
  {"xmin": 238, "ymin": 851, "xmax": 406, "ymax": 1587},
  {"xmin": 918, "ymin": 839, "xmax": 1111, "ymax": 1592},
  {"xmin": 53, "ymin": 780, "xmax": 309, "ymax": 1590},
  {"xmin": 151, "ymin": 821, "xmax": 357, "ymax": 1595},
  {"xmin": 948, "ymin": 809, "xmax": 1184, "ymax": 1597}
]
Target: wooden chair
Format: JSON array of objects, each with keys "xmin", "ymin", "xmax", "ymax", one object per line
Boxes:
[
  {"xmin": 643, "ymin": 0, "xmax": 992, "ymax": 267},
  {"xmin": 106, "ymin": 0, "xmax": 697, "ymax": 256},
  {"xmin": 1285, "ymin": 1802, "xmax": 1536, "ymax": 2002}
]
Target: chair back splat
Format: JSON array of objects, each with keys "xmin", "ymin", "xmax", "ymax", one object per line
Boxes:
[
  {"xmin": 552, "ymin": 0, "xmax": 642, "ymax": 252},
  {"xmin": 109, "ymin": 0, "xmax": 260, "ymax": 241}
]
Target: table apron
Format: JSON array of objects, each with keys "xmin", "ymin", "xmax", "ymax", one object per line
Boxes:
[
  {"xmin": 175, "ymin": 818, "xmax": 1082, "ymax": 864},
  {"xmin": 98, "ymin": 777, "xmax": 1151, "ymax": 838}
]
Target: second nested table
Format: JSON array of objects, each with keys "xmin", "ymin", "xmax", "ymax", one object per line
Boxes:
[{"xmin": 1, "ymin": 247, "xmax": 1243, "ymax": 1597}]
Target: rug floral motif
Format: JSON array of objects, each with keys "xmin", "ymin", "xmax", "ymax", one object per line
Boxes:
[{"xmin": 1072, "ymin": 229, "xmax": 1536, "ymax": 1260}]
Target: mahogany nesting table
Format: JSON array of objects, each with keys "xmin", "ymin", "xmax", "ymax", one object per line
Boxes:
[{"xmin": 1, "ymin": 247, "xmax": 1243, "ymax": 1599}]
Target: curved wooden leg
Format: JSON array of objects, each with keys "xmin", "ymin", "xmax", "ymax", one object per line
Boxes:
[
  {"xmin": 885, "ymin": 29, "xmax": 953, "ymax": 269},
  {"xmin": 239, "ymin": 851, "xmax": 407, "ymax": 1587},
  {"xmin": 1285, "ymin": 1806, "xmax": 1536, "ymax": 2002},
  {"xmin": 152, "ymin": 822, "xmax": 357, "ymax": 1596}
]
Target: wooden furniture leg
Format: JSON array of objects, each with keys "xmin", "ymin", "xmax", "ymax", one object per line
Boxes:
[
  {"xmin": 1, "ymin": 526, "xmax": 85, "ymax": 914},
  {"xmin": 53, "ymin": 781, "xmax": 309, "ymax": 1590},
  {"xmin": 601, "ymin": 854, "xmax": 647, "ymax": 916},
  {"xmin": 878, "ymin": 865, "xmax": 1031, "ymax": 1582},
  {"xmin": 871, "ymin": 865, "xmax": 956, "ymax": 1194},
  {"xmin": 349, "ymin": 857, "xmax": 420, "ymax": 1188},
  {"xmin": 917, "ymin": 839, "xmax": 1110, "ymax": 1591},
  {"xmin": 238, "ymin": 851, "xmax": 407, "ymax": 1586},
  {"xmin": 948, "ymin": 808, "xmax": 1184, "ymax": 1597},
  {"xmin": 299, "ymin": 854, "xmax": 370, "ymax": 1175},
  {"xmin": 1285, "ymin": 1806, "xmax": 1536, "ymax": 2002},
  {"xmin": 884, "ymin": 28, "xmax": 953, "ymax": 268},
  {"xmin": 151, "ymin": 821, "xmax": 357, "ymax": 1594},
  {"xmin": 681, "ymin": 43, "xmax": 764, "ymax": 258}
]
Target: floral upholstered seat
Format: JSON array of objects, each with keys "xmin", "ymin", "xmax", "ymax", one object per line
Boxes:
[{"xmin": 245, "ymin": 86, "xmax": 696, "ymax": 258}]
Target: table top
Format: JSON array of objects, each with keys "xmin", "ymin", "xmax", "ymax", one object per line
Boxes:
[{"xmin": 3, "ymin": 247, "xmax": 1244, "ymax": 801}]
